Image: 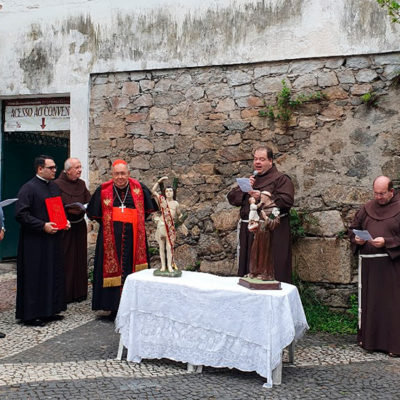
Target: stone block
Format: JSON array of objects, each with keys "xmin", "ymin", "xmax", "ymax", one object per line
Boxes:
[
  {"xmin": 122, "ymin": 81, "xmax": 140, "ymax": 96},
  {"xmin": 219, "ymin": 146, "xmax": 250, "ymax": 162},
  {"xmin": 321, "ymin": 104, "xmax": 344, "ymax": 119},
  {"xmin": 185, "ymin": 86, "xmax": 204, "ymax": 100},
  {"xmin": 254, "ymin": 76, "xmax": 290, "ymax": 94},
  {"xmin": 133, "ymin": 138, "xmax": 154, "ymax": 152},
  {"xmin": 226, "ymin": 132, "xmax": 242, "ymax": 145},
  {"xmin": 199, "ymin": 259, "xmax": 237, "ymax": 276},
  {"xmin": 174, "ymin": 244, "xmax": 198, "ymax": 270},
  {"xmin": 321, "ymin": 185, "xmax": 370, "ymax": 207},
  {"xmin": 317, "ymin": 71, "xmax": 339, "ymax": 87},
  {"xmin": 153, "ymin": 137, "xmax": 174, "ymax": 152},
  {"xmin": 216, "ymin": 98, "xmax": 236, "ymax": 112},
  {"xmin": 247, "ymin": 96, "xmax": 265, "ymax": 107},
  {"xmin": 139, "ymin": 80, "xmax": 155, "ymax": 91},
  {"xmin": 350, "ymin": 84, "xmax": 372, "ymax": 96},
  {"xmin": 130, "ymin": 155, "xmax": 150, "ymax": 170},
  {"xmin": 210, "ymin": 208, "xmax": 240, "ymax": 231},
  {"xmin": 293, "ymin": 74, "xmax": 317, "ymax": 89},
  {"xmin": 224, "ymin": 120, "xmax": 250, "ymax": 131},
  {"xmin": 345, "ymin": 56, "xmax": 371, "ymax": 69},
  {"xmin": 209, "ymin": 113, "xmax": 227, "ymax": 120},
  {"xmin": 323, "ymin": 86, "xmax": 349, "ymax": 100},
  {"xmin": 206, "ymin": 83, "xmax": 231, "ymax": 98},
  {"xmin": 152, "ymin": 122, "xmax": 180, "ymax": 135},
  {"xmin": 227, "ymin": 70, "xmax": 253, "ymax": 86},
  {"xmin": 196, "ymin": 121, "xmax": 225, "ymax": 133},
  {"xmin": 325, "ymin": 58, "xmax": 345, "ymax": 69},
  {"xmin": 241, "ymin": 109, "xmax": 259, "ymax": 119},
  {"xmin": 126, "ymin": 123, "xmax": 151, "ymax": 136},
  {"xmin": 337, "ymin": 71, "xmax": 355, "ymax": 84},
  {"xmin": 374, "ymin": 54, "xmax": 400, "ymax": 65},
  {"xmin": 233, "ymin": 85, "xmax": 253, "ymax": 98},
  {"xmin": 149, "ymin": 107, "xmax": 169, "ymax": 121},
  {"xmin": 293, "ymin": 238, "xmax": 352, "ymax": 284},
  {"xmin": 288, "ymin": 60, "xmax": 325, "ymax": 74},
  {"xmin": 305, "ymin": 210, "xmax": 345, "ymax": 237},
  {"xmin": 125, "ymin": 113, "xmax": 147, "ymax": 123},
  {"xmin": 198, "ymin": 234, "xmax": 224, "ymax": 255},
  {"xmin": 355, "ymin": 69, "xmax": 378, "ymax": 83},
  {"xmin": 133, "ymin": 94, "xmax": 154, "ymax": 107},
  {"xmin": 254, "ymin": 64, "xmax": 288, "ymax": 78}
]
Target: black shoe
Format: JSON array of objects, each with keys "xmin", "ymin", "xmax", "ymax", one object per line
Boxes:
[
  {"xmin": 23, "ymin": 318, "xmax": 46, "ymax": 327},
  {"xmin": 0, "ymin": 332, "xmax": 5, "ymax": 338},
  {"xmin": 41, "ymin": 315, "xmax": 64, "ymax": 322},
  {"xmin": 98, "ymin": 311, "xmax": 117, "ymax": 322}
]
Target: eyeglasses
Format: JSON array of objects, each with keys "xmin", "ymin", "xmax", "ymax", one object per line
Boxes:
[
  {"xmin": 44, "ymin": 166, "xmax": 57, "ymax": 171},
  {"xmin": 374, "ymin": 191, "xmax": 389, "ymax": 197}
]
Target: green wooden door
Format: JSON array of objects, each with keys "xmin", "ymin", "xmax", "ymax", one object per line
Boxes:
[{"xmin": 1, "ymin": 131, "xmax": 69, "ymax": 260}]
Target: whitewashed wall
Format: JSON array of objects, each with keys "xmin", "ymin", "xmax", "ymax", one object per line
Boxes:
[{"xmin": 0, "ymin": 0, "xmax": 399, "ymax": 180}]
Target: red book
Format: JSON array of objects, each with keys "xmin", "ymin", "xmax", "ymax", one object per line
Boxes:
[{"xmin": 45, "ymin": 196, "xmax": 68, "ymax": 230}]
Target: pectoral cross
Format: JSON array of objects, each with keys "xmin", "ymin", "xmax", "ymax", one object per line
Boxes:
[{"xmin": 119, "ymin": 204, "xmax": 126, "ymax": 213}]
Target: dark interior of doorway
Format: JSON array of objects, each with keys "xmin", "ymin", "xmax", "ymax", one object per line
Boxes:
[{"xmin": 1, "ymin": 131, "xmax": 69, "ymax": 260}]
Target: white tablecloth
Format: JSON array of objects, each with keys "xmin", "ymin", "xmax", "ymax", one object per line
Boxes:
[{"xmin": 116, "ymin": 269, "xmax": 308, "ymax": 384}]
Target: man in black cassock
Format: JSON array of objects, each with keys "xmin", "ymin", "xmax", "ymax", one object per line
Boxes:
[
  {"xmin": 87, "ymin": 159, "xmax": 156, "ymax": 320},
  {"xmin": 227, "ymin": 145, "xmax": 294, "ymax": 283},
  {"xmin": 349, "ymin": 175, "xmax": 400, "ymax": 357},
  {"xmin": 15, "ymin": 155, "xmax": 68, "ymax": 327}
]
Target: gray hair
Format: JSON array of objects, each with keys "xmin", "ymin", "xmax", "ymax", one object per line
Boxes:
[{"xmin": 64, "ymin": 158, "xmax": 79, "ymax": 171}]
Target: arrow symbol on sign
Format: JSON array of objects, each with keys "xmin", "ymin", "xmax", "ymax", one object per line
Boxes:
[{"xmin": 40, "ymin": 118, "xmax": 46, "ymax": 129}]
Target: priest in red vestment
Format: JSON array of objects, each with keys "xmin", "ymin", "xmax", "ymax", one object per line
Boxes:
[
  {"xmin": 87, "ymin": 160, "xmax": 156, "ymax": 318},
  {"xmin": 349, "ymin": 175, "xmax": 400, "ymax": 357},
  {"xmin": 227, "ymin": 145, "xmax": 294, "ymax": 283}
]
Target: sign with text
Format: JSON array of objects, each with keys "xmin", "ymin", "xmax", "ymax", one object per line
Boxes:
[{"xmin": 4, "ymin": 98, "xmax": 70, "ymax": 132}]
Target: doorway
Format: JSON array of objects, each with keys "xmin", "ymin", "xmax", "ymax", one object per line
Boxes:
[{"xmin": 1, "ymin": 102, "xmax": 70, "ymax": 260}]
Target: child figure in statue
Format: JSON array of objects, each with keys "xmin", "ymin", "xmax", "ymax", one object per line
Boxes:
[
  {"xmin": 247, "ymin": 191, "xmax": 280, "ymax": 281},
  {"xmin": 247, "ymin": 196, "xmax": 260, "ymax": 231},
  {"xmin": 151, "ymin": 176, "xmax": 187, "ymax": 273}
]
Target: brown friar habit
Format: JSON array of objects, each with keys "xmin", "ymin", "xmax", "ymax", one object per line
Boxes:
[
  {"xmin": 227, "ymin": 165, "xmax": 294, "ymax": 283},
  {"xmin": 349, "ymin": 191, "xmax": 400, "ymax": 355},
  {"xmin": 54, "ymin": 172, "xmax": 91, "ymax": 303}
]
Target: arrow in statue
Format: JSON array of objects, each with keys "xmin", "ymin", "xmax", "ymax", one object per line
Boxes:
[{"xmin": 41, "ymin": 118, "xmax": 46, "ymax": 129}]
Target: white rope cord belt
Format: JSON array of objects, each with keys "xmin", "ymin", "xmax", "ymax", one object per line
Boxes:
[{"xmin": 358, "ymin": 253, "xmax": 389, "ymax": 329}]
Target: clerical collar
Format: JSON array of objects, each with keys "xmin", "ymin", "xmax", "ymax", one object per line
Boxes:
[
  {"xmin": 36, "ymin": 174, "xmax": 49, "ymax": 183},
  {"xmin": 114, "ymin": 183, "xmax": 129, "ymax": 191}
]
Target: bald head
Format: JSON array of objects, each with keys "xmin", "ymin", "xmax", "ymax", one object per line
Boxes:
[{"xmin": 373, "ymin": 176, "xmax": 394, "ymax": 205}]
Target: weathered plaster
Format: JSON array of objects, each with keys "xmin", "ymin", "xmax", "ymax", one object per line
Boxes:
[{"xmin": 0, "ymin": 0, "xmax": 399, "ymax": 180}]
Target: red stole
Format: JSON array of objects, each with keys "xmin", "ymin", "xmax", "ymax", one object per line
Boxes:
[{"xmin": 100, "ymin": 178, "xmax": 147, "ymax": 287}]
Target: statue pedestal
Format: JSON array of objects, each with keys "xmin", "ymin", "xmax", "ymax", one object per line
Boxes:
[
  {"xmin": 238, "ymin": 277, "xmax": 281, "ymax": 290},
  {"xmin": 153, "ymin": 268, "xmax": 182, "ymax": 278}
]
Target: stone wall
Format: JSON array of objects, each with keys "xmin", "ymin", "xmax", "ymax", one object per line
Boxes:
[{"xmin": 88, "ymin": 52, "xmax": 400, "ymax": 308}]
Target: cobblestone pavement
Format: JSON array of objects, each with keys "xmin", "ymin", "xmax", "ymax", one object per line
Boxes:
[{"xmin": 1, "ymin": 262, "xmax": 399, "ymax": 399}]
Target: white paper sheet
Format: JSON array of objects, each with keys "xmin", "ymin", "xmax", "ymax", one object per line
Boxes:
[
  {"xmin": 236, "ymin": 178, "xmax": 252, "ymax": 192},
  {"xmin": 353, "ymin": 229, "xmax": 372, "ymax": 241}
]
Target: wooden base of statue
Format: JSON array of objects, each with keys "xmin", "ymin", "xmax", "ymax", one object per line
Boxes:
[
  {"xmin": 153, "ymin": 268, "xmax": 182, "ymax": 278},
  {"xmin": 238, "ymin": 277, "xmax": 281, "ymax": 290}
]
